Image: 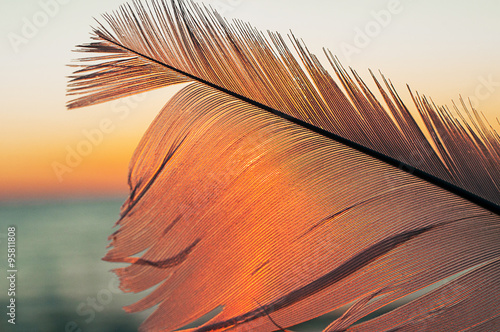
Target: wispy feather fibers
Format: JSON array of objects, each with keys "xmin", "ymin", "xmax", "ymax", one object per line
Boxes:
[{"xmin": 67, "ymin": 1, "xmax": 500, "ymax": 331}]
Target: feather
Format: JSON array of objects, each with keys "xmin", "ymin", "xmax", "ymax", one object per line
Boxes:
[{"xmin": 67, "ymin": 0, "xmax": 500, "ymax": 331}]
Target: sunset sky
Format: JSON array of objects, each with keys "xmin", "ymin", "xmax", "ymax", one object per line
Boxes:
[{"xmin": 1, "ymin": 0, "xmax": 499, "ymax": 201}]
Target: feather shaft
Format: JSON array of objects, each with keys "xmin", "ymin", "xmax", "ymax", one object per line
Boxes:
[{"xmin": 78, "ymin": 31, "xmax": 500, "ymax": 216}]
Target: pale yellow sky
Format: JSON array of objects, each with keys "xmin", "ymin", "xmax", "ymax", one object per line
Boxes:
[{"xmin": 1, "ymin": 0, "xmax": 499, "ymax": 201}]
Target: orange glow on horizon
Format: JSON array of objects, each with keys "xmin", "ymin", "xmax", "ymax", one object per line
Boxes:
[
  {"xmin": 1, "ymin": 135, "xmax": 138, "ymax": 202},
  {"xmin": 1, "ymin": 86, "xmax": 179, "ymax": 202}
]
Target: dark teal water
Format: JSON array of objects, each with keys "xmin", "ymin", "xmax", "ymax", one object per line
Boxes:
[{"xmin": 0, "ymin": 198, "xmax": 152, "ymax": 332}]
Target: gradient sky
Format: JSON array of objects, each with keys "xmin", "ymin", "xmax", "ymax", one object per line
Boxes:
[{"xmin": 1, "ymin": 0, "xmax": 499, "ymax": 201}]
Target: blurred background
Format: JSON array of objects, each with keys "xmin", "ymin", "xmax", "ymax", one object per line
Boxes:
[{"xmin": 1, "ymin": 0, "xmax": 499, "ymax": 331}]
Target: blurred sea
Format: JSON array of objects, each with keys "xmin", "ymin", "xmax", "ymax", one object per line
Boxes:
[{"xmin": 0, "ymin": 198, "xmax": 151, "ymax": 332}]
